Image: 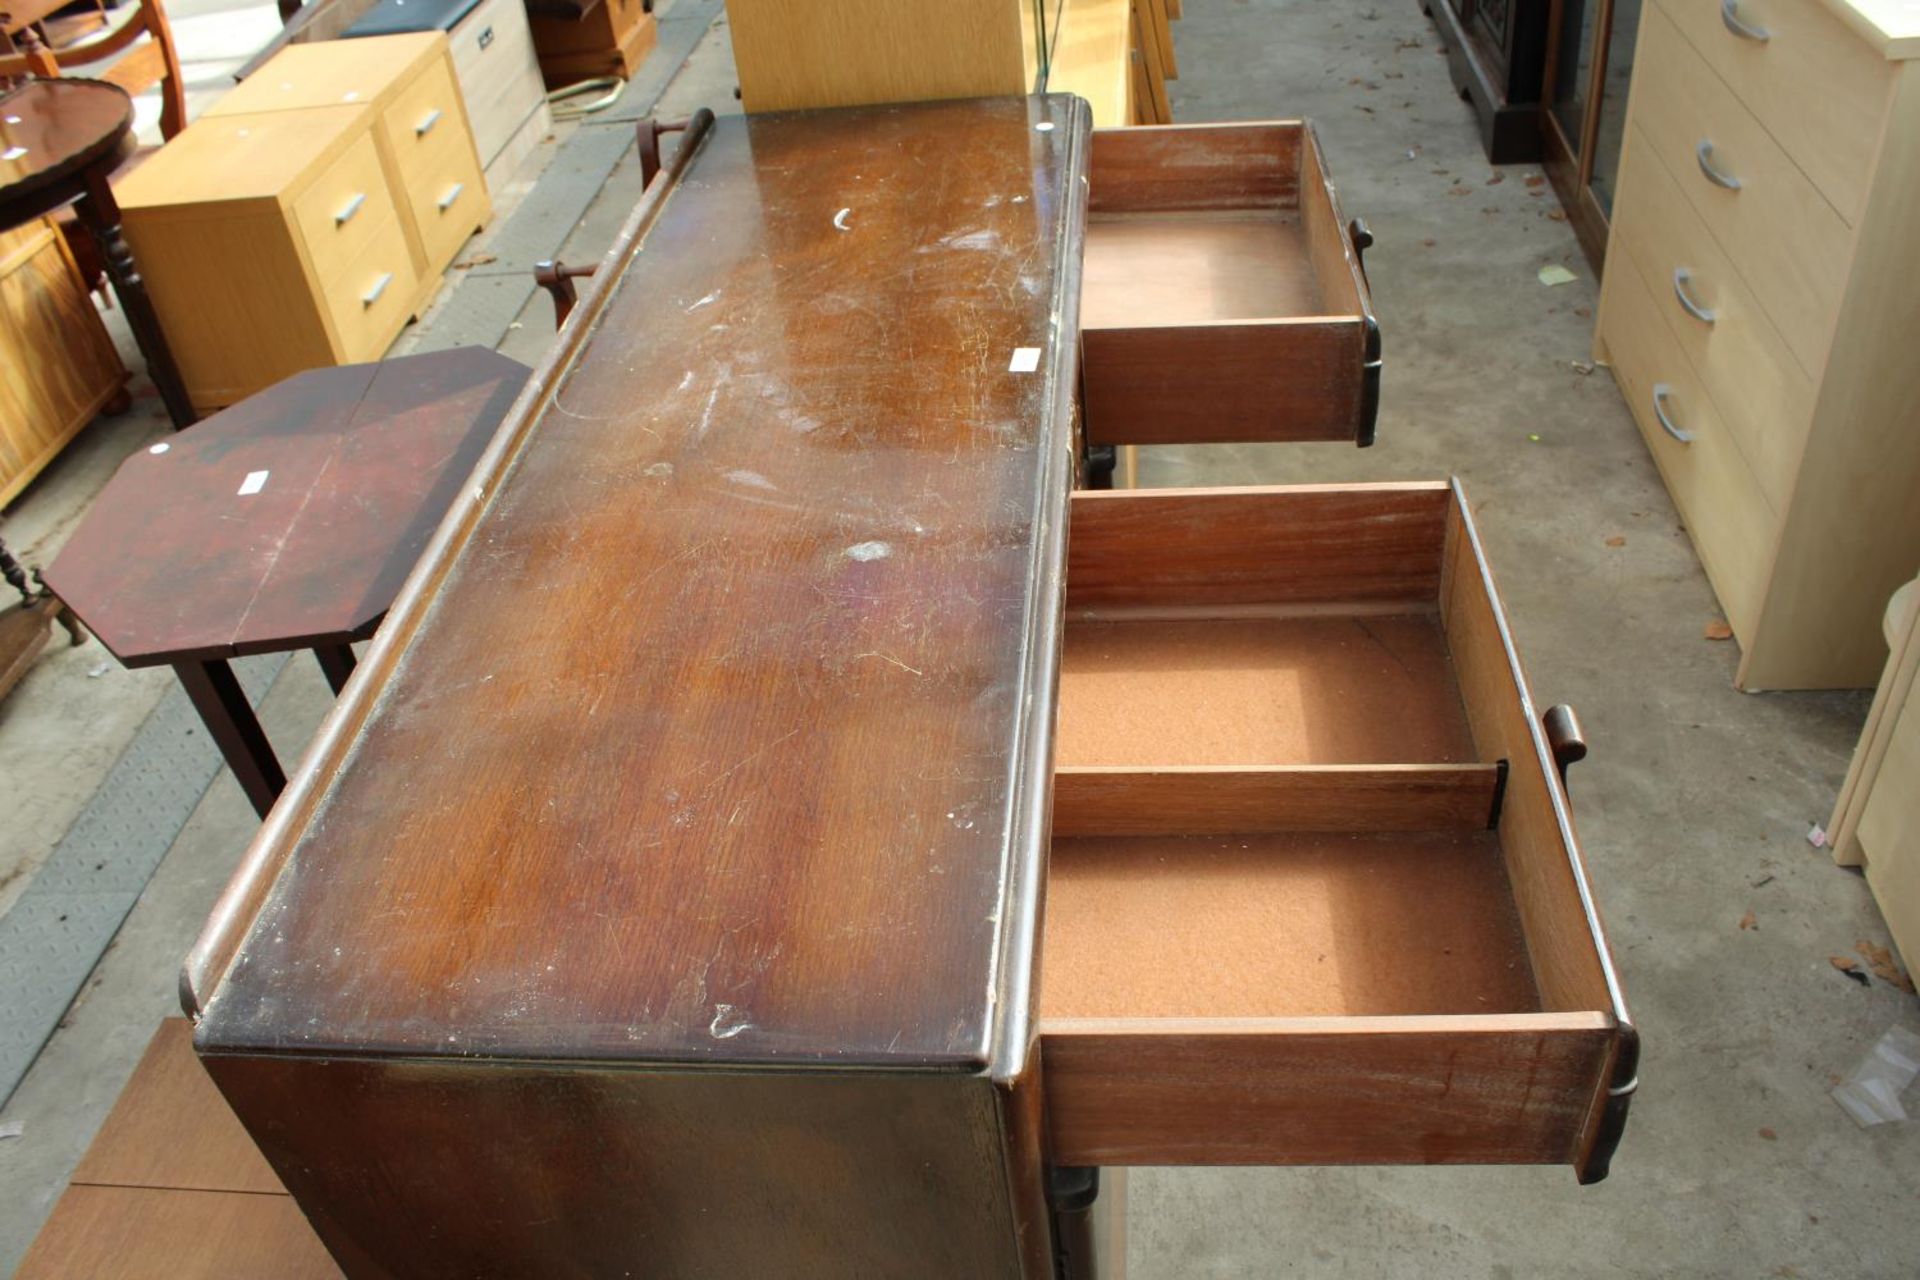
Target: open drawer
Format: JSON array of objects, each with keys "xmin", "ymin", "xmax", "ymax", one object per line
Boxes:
[
  {"xmin": 1039, "ymin": 482, "xmax": 1636, "ymax": 1182},
  {"xmin": 1079, "ymin": 122, "xmax": 1380, "ymax": 449}
]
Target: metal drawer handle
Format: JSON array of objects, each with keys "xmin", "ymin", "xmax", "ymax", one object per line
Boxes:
[
  {"xmin": 437, "ymin": 181, "xmax": 464, "ymax": 212},
  {"xmin": 1673, "ymin": 268, "xmax": 1717, "ymax": 324},
  {"xmin": 1720, "ymin": 0, "xmax": 1771, "ymax": 41},
  {"xmin": 415, "ymin": 108, "xmax": 442, "ymax": 137},
  {"xmin": 1651, "ymin": 383, "xmax": 1695, "ymax": 443},
  {"xmin": 477, "ymin": 24, "xmax": 494, "ymax": 49},
  {"xmin": 362, "ymin": 272, "xmax": 394, "ymax": 307},
  {"xmin": 333, "ymin": 192, "xmax": 366, "ymax": 226},
  {"xmin": 1696, "ymin": 140, "xmax": 1742, "ymax": 190}
]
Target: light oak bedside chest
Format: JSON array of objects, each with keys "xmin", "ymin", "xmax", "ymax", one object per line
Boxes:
[{"xmin": 116, "ymin": 33, "xmax": 488, "ymax": 413}]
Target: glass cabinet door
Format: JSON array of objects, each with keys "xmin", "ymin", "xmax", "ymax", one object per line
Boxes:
[{"xmin": 1587, "ymin": 0, "xmax": 1640, "ymax": 216}]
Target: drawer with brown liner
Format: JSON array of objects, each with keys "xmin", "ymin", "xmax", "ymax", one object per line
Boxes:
[
  {"xmin": 1039, "ymin": 481, "xmax": 1636, "ymax": 1182},
  {"xmin": 1080, "ymin": 122, "xmax": 1379, "ymax": 448}
]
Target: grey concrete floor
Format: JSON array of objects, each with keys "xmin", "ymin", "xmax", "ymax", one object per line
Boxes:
[{"xmin": 2, "ymin": 0, "xmax": 1917, "ymax": 1275}]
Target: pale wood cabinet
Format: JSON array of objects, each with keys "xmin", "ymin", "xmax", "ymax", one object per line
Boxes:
[
  {"xmin": 0, "ymin": 218, "xmax": 128, "ymax": 507},
  {"xmin": 1831, "ymin": 580, "xmax": 1920, "ymax": 970},
  {"xmin": 1596, "ymin": 0, "xmax": 1920, "ymax": 690},
  {"xmin": 114, "ymin": 34, "xmax": 488, "ymax": 413}
]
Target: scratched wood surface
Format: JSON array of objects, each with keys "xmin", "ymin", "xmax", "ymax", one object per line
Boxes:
[{"xmin": 196, "ymin": 97, "xmax": 1090, "ymax": 1071}]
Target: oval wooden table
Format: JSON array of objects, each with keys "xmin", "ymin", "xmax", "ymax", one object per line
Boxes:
[{"xmin": 0, "ymin": 76, "xmax": 194, "ymax": 427}]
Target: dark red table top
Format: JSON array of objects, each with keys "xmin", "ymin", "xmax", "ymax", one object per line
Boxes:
[{"xmin": 46, "ymin": 348, "xmax": 530, "ymax": 666}]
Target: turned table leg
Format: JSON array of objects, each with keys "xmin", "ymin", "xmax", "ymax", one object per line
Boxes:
[
  {"xmin": 174, "ymin": 658, "xmax": 285, "ymax": 819},
  {"xmin": 76, "ymin": 167, "xmax": 197, "ymax": 430}
]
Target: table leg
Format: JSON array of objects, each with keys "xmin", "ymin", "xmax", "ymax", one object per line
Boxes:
[
  {"xmin": 75, "ymin": 170, "xmax": 197, "ymax": 430},
  {"xmin": 314, "ymin": 643, "xmax": 357, "ymax": 695},
  {"xmin": 174, "ymin": 658, "xmax": 285, "ymax": 819}
]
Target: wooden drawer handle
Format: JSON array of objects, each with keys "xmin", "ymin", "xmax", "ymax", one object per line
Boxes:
[
  {"xmin": 361, "ymin": 272, "xmax": 394, "ymax": 307},
  {"xmin": 1347, "ymin": 216, "xmax": 1373, "ymax": 286},
  {"xmin": 1672, "ymin": 268, "xmax": 1716, "ymax": 325},
  {"xmin": 415, "ymin": 108, "xmax": 442, "ymax": 138},
  {"xmin": 1651, "ymin": 383, "xmax": 1695, "ymax": 443},
  {"xmin": 1720, "ymin": 0, "xmax": 1771, "ymax": 42},
  {"xmin": 1695, "ymin": 140, "xmax": 1742, "ymax": 191},
  {"xmin": 437, "ymin": 182, "xmax": 464, "ymax": 212},
  {"xmin": 333, "ymin": 192, "xmax": 366, "ymax": 227},
  {"xmin": 1542, "ymin": 704, "xmax": 1587, "ymax": 785}
]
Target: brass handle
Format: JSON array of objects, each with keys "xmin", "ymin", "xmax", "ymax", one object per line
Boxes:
[
  {"xmin": 1696, "ymin": 140, "xmax": 1742, "ymax": 190},
  {"xmin": 1721, "ymin": 0, "xmax": 1771, "ymax": 41},
  {"xmin": 333, "ymin": 192, "xmax": 366, "ymax": 226},
  {"xmin": 362, "ymin": 272, "xmax": 394, "ymax": 307},
  {"xmin": 436, "ymin": 182, "xmax": 464, "ymax": 212},
  {"xmin": 1651, "ymin": 383, "xmax": 1695, "ymax": 443},
  {"xmin": 1672, "ymin": 268, "xmax": 1716, "ymax": 325},
  {"xmin": 415, "ymin": 108, "xmax": 442, "ymax": 137}
]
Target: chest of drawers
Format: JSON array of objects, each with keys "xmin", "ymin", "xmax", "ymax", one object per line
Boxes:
[
  {"xmin": 116, "ymin": 34, "xmax": 489, "ymax": 414},
  {"xmin": 182, "ymin": 99, "xmax": 1633, "ymax": 1278},
  {"xmin": 1596, "ymin": 0, "xmax": 1920, "ymax": 689}
]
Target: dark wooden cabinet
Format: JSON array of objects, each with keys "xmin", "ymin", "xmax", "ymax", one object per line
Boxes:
[{"xmin": 1422, "ymin": 0, "xmax": 1553, "ymax": 162}]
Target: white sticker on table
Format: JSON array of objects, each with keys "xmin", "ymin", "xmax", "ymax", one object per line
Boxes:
[
  {"xmin": 237, "ymin": 470, "xmax": 270, "ymax": 496},
  {"xmin": 1008, "ymin": 347, "xmax": 1042, "ymax": 373}
]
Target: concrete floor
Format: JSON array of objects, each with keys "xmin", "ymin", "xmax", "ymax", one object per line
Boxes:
[{"xmin": 3, "ymin": 0, "xmax": 1918, "ymax": 1275}]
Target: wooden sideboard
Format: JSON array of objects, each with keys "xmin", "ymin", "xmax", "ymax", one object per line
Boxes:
[
  {"xmin": 115, "ymin": 33, "xmax": 488, "ymax": 413},
  {"xmin": 1596, "ymin": 0, "xmax": 1920, "ymax": 690},
  {"xmin": 0, "ymin": 216, "xmax": 127, "ymax": 507},
  {"xmin": 178, "ymin": 98, "xmax": 1634, "ymax": 1278}
]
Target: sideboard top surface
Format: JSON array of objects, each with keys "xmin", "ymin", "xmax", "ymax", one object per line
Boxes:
[{"xmin": 195, "ymin": 96, "xmax": 1090, "ymax": 1072}]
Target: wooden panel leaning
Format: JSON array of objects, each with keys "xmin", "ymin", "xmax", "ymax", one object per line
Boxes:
[
  {"xmin": 1043, "ymin": 481, "xmax": 1637, "ymax": 1182},
  {"xmin": 1079, "ymin": 120, "xmax": 1379, "ymax": 447}
]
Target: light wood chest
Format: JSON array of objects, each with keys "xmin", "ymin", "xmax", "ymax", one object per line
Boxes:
[
  {"xmin": 0, "ymin": 218, "xmax": 127, "ymax": 506},
  {"xmin": 1597, "ymin": 0, "xmax": 1920, "ymax": 689},
  {"xmin": 115, "ymin": 34, "xmax": 488, "ymax": 413}
]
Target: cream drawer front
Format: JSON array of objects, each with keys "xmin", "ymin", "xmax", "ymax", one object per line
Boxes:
[
  {"xmin": 1611, "ymin": 125, "xmax": 1814, "ymax": 513},
  {"xmin": 1601, "ymin": 246, "xmax": 1776, "ymax": 638},
  {"xmin": 1633, "ymin": 3, "xmax": 1849, "ymax": 378},
  {"xmin": 289, "ymin": 132, "xmax": 404, "ymax": 283},
  {"xmin": 449, "ymin": 0, "xmax": 545, "ymax": 166},
  {"xmin": 1653, "ymin": 0, "xmax": 1888, "ymax": 225},
  {"xmin": 321, "ymin": 222, "xmax": 417, "ymax": 362}
]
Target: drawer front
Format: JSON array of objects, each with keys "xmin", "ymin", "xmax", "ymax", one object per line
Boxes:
[
  {"xmin": 1610, "ymin": 124, "xmax": 1813, "ymax": 512},
  {"xmin": 450, "ymin": 0, "xmax": 545, "ymax": 164},
  {"xmin": 1632, "ymin": 3, "xmax": 1850, "ymax": 377},
  {"xmin": 1653, "ymin": 0, "xmax": 1888, "ymax": 225},
  {"xmin": 379, "ymin": 57, "xmax": 488, "ymax": 270},
  {"xmin": 1045, "ymin": 1018, "xmax": 1618, "ymax": 1167},
  {"xmin": 321, "ymin": 223, "xmax": 418, "ymax": 362},
  {"xmin": 1600, "ymin": 242, "xmax": 1778, "ymax": 638},
  {"xmin": 290, "ymin": 131, "xmax": 404, "ymax": 283}
]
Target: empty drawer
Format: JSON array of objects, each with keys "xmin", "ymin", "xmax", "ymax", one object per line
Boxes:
[
  {"xmin": 1040, "ymin": 482, "xmax": 1636, "ymax": 1182},
  {"xmin": 1079, "ymin": 122, "xmax": 1380, "ymax": 447}
]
